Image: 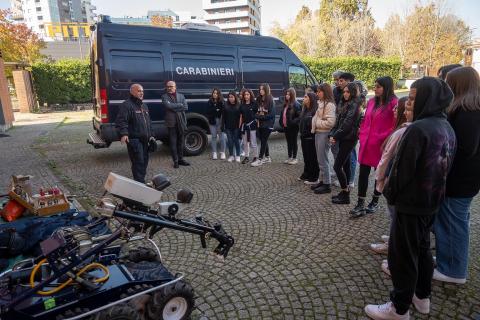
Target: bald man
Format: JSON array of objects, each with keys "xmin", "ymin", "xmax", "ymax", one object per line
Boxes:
[{"xmin": 116, "ymin": 84, "xmax": 154, "ymax": 183}]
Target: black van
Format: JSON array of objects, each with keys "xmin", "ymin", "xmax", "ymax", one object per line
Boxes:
[{"xmin": 88, "ymin": 19, "xmax": 318, "ymax": 155}]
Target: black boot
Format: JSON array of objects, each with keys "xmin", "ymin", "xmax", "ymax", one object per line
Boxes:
[
  {"xmin": 366, "ymin": 195, "xmax": 380, "ymax": 214},
  {"xmin": 332, "ymin": 190, "xmax": 350, "ymax": 204},
  {"xmin": 311, "ymin": 181, "xmax": 324, "ymax": 190},
  {"xmin": 314, "ymin": 184, "xmax": 331, "ymax": 194},
  {"xmin": 350, "ymin": 198, "xmax": 366, "ymax": 218},
  {"xmin": 241, "ymin": 157, "xmax": 250, "ymax": 164}
]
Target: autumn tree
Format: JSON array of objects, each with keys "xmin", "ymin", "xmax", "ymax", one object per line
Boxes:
[{"xmin": 0, "ymin": 9, "xmax": 45, "ymax": 63}]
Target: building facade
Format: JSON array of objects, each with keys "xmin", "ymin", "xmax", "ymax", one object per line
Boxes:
[
  {"xmin": 202, "ymin": 0, "xmax": 261, "ymax": 35},
  {"xmin": 9, "ymin": 0, "xmax": 96, "ymax": 40}
]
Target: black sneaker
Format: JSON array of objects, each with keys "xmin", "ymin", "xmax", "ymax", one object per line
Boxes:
[
  {"xmin": 349, "ymin": 198, "xmax": 366, "ymax": 217},
  {"xmin": 297, "ymin": 174, "xmax": 307, "ymax": 181},
  {"xmin": 173, "ymin": 162, "xmax": 179, "ymax": 169},
  {"xmin": 241, "ymin": 157, "xmax": 250, "ymax": 164},
  {"xmin": 314, "ymin": 184, "xmax": 331, "ymax": 194},
  {"xmin": 332, "ymin": 191, "xmax": 350, "ymax": 204},
  {"xmin": 178, "ymin": 159, "xmax": 190, "ymax": 166},
  {"xmin": 310, "ymin": 181, "xmax": 324, "ymax": 190},
  {"xmin": 366, "ymin": 196, "xmax": 380, "ymax": 214}
]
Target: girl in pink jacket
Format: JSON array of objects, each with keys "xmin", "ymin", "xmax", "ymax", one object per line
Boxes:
[{"xmin": 350, "ymin": 76, "xmax": 398, "ymax": 219}]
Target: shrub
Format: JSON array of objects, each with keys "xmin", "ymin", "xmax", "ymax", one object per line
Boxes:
[
  {"xmin": 302, "ymin": 56, "xmax": 402, "ymax": 89},
  {"xmin": 31, "ymin": 59, "xmax": 91, "ymax": 105}
]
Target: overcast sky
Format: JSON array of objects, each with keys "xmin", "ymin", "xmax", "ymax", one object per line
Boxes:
[{"xmin": 1, "ymin": 0, "xmax": 479, "ymax": 37}]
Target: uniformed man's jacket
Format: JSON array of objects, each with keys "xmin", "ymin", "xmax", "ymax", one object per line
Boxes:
[{"xmin": 116, "ymin": 95, "xmax": 152, "ymax": 141}]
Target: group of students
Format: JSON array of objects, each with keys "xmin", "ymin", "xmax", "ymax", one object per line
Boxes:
[
  {"xmin": 206, "ymin": 65, "xmax": 480, "ymax": 319},
  {"xmin": 206, "ymin": 84, "xmax": 275, "ymax": 167}
]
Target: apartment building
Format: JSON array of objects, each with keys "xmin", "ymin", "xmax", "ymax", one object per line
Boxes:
[{"xmin": 202, "ymin": 0, "xmax": 261, "ymax": 35}]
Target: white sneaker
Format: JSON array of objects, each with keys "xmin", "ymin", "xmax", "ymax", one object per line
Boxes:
[
  {"xmin": 349, "ymin": 182, "xmax": 355, "ymax": 188},
  {"xmin": 235, "ymin": 156, "xmax": 241, "ymax": 163},
  {"xmin": 240, "ymin": 151, "xmax": 245, "ymax": 157},
  {"xmin": 364, "ymin": 302, "xmax": 409, "ymax": 320},
  {"xmin": 304, "ymin": 179, "xmax": 319, "ymax": 185},
  {"xmin": 220, "ymin": 152, "xmax": 226, "ymax": 160},
  {"xmin": 227, "ymin": 156, "xmax": 234, "ymax": 162},
  {"xmin": 251, "ymin": 158, "xmax": 263, "ymax": 167},
  {"xmin": 433, "ymin": 268, "xmax": 466, "ymax": 284},
  {"xmin": 370, "ymin": 242, "xmax": 388, "ymax": 255},
  {"xmin": 212, "ymin": 152, "xmax": 218, "ymax": 160},
  {"xmin": 333, "ymin": 180, "xmax": 341, "ymax": 187},
  {"xmin": 284, "ymin": 158, "xmax": 292, "ymax": 164},
  {"xmin": 288, "ymin": 158, "xmax": 298, "ymax": 165},
  {"xmin": 381, "ymin": 235, "xmax": 390, "ymax": 243},
  {"xmin": 381, "ymin": 260, "xmax": 391, "ymax": 277},
  {"xmin": 412, "ymin": 294, "xmax": 430, "ymax": 314},
  {"xmin": 264, "ymin": 156, "xmax": 272, "ymax": 163}
]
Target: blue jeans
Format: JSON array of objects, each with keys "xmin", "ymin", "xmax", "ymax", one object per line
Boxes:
[
  {"xmin": 209, "ymin": 119, "xmax": 226, "ymax": 153},
  {"xmin": 225, "ymin": 128, "xmax": 240, "ymax": 157},
  {"xmin": 350, "ymin": 148, "xmax": 357, "ymax": 184},
  {"xmin": 434, "ymin": 197, "xmax": 472, "ymax": 279}
]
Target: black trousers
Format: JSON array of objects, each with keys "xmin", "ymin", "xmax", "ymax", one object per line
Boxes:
[
  {"xmin": 127, "ymin": 138, "xmax": 149, "ymax": 183},
  {"xmin": 168, "ymin": 126, "xmax": 185, "ymax": 163},
  {"xmin": 285, "ymin": 127, "xmax": 299, "ymax": 158},
  {"xmin": 333, "ymin": 139, "xmax": 355, "ymax": 189},
  {"xmin": 388, "ymin": 210, "xmax": 435, "ymax": 315},
  {"xmin": 301, "ymin": 136, "xmax": 319, "ymax": 182},
  {"xmin": 358, "ymin": 164, "xmax": 382, "ymax": 198},
  {"xmin": 258, "ymin": 127, "xmax": 272, "ymax": 158}
]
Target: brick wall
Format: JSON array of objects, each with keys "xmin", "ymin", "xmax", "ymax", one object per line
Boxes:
[{"xmin": 13, "ymin": 70, "xmax": 36, "ymax": 113}]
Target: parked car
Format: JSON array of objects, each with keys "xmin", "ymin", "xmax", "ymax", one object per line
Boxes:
[{"xmin": 87, "ymin": 17, "xmax": 318, "ymax": 155}]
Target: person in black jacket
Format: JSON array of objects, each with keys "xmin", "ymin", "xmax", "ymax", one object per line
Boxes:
[
  {"xmin": 365, "ymin": 77, "xmax": 456, "ymax": 320},
  {"xmin": 251, "ymin": 83, "xmax": 275, "ymax": 167},
  {"xmin": 433, "ymin": 67, "xmax": 480, "ymax": 285},
  {"xmin": 116, "ymin": 84, "xmax": 155, "ymax": 183},
  {"xmin": 207, "ymin": 88, "xmax": 226, "ymax": 160},
  {"xmin": 329, "ymin": 82, "xmax": 361, "ymax": 204},
  {"xmin": 161, "ymin": 81, "xmax": 189, "ymax": 168},
  {"xmin": 239, "ymin": 88, "xmax": 258, "ymax": 164},
  {"xmin": 280, "ymin": 88, "xmax": 301, "ymax": 165},
  {"xmin": 298, "ymin": 92, "xmax": 319, "ymax": 183},
  {"xmin": 223, "ymin": 91, "xmax": 241, "ymax": 163}
]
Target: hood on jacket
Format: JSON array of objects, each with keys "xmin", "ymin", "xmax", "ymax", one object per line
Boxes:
[{"xmin": 411, "ymin": 77, "xmax": 453, "ymax": 120}]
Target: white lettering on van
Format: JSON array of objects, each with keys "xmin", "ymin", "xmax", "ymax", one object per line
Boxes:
[
  {"xmin": 176, "ymin": 67, "xmax": 183, "ymax": 75},
  {"xmin": 210, "ymin": 68, "xmax": 217, "ymax": 75},
  {"xmin": 175, "ymin": 66, "xmax": 235, "ymax": 76},
  {"xmin": 188, "ymin": 67, "xmax": 195, "ymax": 74},
  {"xmin": 201, "ymin": 67, "xmax": 207, "ymax": 75},
  {"xmin": 220, "ymin": 68, "xmax": 225, "ymax": 75}
]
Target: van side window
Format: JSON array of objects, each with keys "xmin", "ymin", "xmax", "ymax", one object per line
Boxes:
[{"xmin": 289, "ymin": 66, "xmax": 307, "ymax": 95}]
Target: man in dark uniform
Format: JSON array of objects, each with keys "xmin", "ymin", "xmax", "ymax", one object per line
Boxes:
[
  {"xmin": 116, "ymin": 83, "xmax": 154, "ymax": 183},
  {"xmin": 161, "ymin": 80, "xmax": 190, "ymax": 168}
]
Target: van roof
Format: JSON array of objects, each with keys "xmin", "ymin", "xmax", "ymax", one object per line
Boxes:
[{"xmin": 97, "ymin": 22, "xmax": 287, "ymax": 50}]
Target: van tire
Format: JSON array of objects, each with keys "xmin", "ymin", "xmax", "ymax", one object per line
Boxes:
[{"xmin": 183, "ymin": 125, "xmax": 207, "ymax": 156}]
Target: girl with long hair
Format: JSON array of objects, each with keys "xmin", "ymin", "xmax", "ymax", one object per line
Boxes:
[
  {"xmin": 206, "ymin": 88, "xmax": 226, "ymax": 160},
  {"xmin": 433, "ymin": 66, "xmax": 480, "ymax": 284},
  {"xmin": 239, "ymin": 88, "xmax": 258, "ymax": 164},
  {"xmin": 351, "ymin": 76, "xmax": 398, "ymax": 218},
  {"xmin": 329, "ymin": 82, "xmax": 361, "ymax": 205},
  {"xmin": 311, "ymin": 83, "xmax": 336, "ymax": 194},
  {"xmin": 223, "ymin": 91, "xmax": 241, "ymax": 163},
  {"xmin": 298, "ymin": 92, "xmax": 319, "ymax": 183},
  {"xmin": 251, "ymin": 83, "xmax": 275, "ymax": 167},
  {"xmin": 279, "ymin": 88, "xmax": 301, "ymax": 165}
]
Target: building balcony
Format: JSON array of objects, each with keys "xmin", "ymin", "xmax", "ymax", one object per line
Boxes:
[
  {"xmin": 204, "ymin": 10, "xmax": 249, "ymax": 21},
  {"xmin": 213, "ymin": 20, "xmax": 250, "ymax": 30}
]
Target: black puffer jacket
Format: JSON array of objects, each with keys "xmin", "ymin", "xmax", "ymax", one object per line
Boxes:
[
  {"xmin": 330, "ymin": 99, "xmax": 361, "ymax": 141},
  {"xmin": 115, "ymin": 95, "xmax": 152, "ymax": 141},
  {"xmin": 279, "ymin": 101, "xmax": 301, "ymax": 129},
  {"xmin": 206, "ymin": 98, "xmax": 225, "ymax": 125},
  {"xmin": 299, "ymin": 106, "xmax": 316, "ymax": 138}
]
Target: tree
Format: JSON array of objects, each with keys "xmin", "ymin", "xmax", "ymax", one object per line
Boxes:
[{"xmin": 0, "ymin": 9, "xmax": 45, "ymax": 63}]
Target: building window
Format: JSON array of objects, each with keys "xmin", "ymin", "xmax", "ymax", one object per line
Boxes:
[
  {"xmin": 39, "ymin": 24, "xmax": 44, "ymax": 29},
  {"xmin": 36, "ymin": 7, "xmax": 41, "ymax": 12},
  {"xmin": 37, "ymin": 16, "xmax": 43, "ymax": 20}
]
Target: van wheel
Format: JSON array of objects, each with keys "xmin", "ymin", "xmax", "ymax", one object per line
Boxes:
[{"xmin": 184, "ymin": 126, "xmax": 207, "ymax": 156}]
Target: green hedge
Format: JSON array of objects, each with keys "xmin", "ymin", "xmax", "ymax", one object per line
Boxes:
[
  {"xmin": 303, "ymin": 57, "xmax": 402, "ymax": 89},
  {"xmin": 32, "ymin": 59, "xmax": 91, "ymax": 105}
]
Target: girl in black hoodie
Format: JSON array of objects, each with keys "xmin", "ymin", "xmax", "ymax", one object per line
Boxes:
[
  {"xmin": 330, "ymin": 82, "xmax": 361, "ymax": 204},
  {"xmin": 299, "ymin": 92, "xmax": 319, "ymax": 183},
  {"xmin": 206, "ymin": 88, "xmax": 226, "ymax": 160},
  {"xmin": 251, "ymin": 83, "xmax": 275, "ymax": 167},
  {"xmin": 280, "ymin": 87, "xmax": 301, "ymax": 165},
  {"xmin": 239, "ymin": 88, "xmax": 258, "ymax": 164}
]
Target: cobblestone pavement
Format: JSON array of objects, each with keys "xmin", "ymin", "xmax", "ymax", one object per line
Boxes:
[{"xmin": 1, "ymin": 111, "xmax": 479, "ymax": 319}]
